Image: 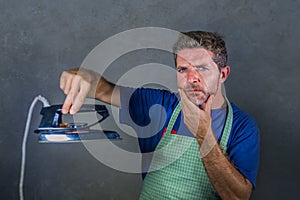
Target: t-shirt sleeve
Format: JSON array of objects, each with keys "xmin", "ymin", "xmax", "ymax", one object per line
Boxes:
[
  {"xmin": 119, "ymin": 86, "xmax": 179, "ymax": 143},
  {"xmin": 227, "ymin": 107, "xmax": 260, "ymax": 189},
  {"xmin": 119, "ymin": 86, "xmax": 139, "ymax": 126}
]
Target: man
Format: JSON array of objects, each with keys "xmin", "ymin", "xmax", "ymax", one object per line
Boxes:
[{"xmin": 60, "ymin": 31, "xmax": 260, "ymax": 199}]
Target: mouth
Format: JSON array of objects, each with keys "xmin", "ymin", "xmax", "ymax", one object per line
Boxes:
[
  {"xmin": 185, "ymin": 89, "xmax": 206, "ymax": 96},
  {"xmin": 182, "ymin": 89, "xmax": 208, "ymax": 106}
]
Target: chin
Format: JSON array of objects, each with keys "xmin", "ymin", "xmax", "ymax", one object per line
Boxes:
[{"xmin": 188, "ymin": 97, "xmax": 207, "ymax": 107}]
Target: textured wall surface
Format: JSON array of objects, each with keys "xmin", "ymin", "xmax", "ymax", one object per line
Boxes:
[{"xmin": 1, "ymin": 0, "xmax": 299, "ymax": 199}]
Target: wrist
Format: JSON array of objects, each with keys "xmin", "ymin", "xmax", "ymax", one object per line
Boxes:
[
  {"xmin": 195, "ymin": 121, "xmax": 212, "ymax": 145},
  {"xmin": 197, "ymin": 128, "xmax": 218, "ymax": 158}
]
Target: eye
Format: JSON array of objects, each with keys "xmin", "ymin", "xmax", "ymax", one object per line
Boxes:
[
  {"xmin": 177, "ymin": 67, "xmax": 187, "ymax": 73},
  {"xmin": 195, "ymin": 65, "xmax": 208, "ymax": 72}
]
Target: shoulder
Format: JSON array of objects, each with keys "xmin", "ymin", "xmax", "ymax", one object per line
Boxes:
[
  {"xmin": 230, "ymin": 103, "xmax": 260, "ymax": 136},
  {"xmin": 228, "ymin": 103, "xmax": 260, "ymax": 149}
]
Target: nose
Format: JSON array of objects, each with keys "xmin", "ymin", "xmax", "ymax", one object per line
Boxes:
[{"xmin": 186, "ymin": 68, "xmax": 200, "ymax": 83}]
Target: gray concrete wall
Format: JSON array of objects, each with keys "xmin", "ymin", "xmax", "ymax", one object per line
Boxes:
[{"xmin": 1, "ymin": 0, "xmax": 299, "ymax": 199}]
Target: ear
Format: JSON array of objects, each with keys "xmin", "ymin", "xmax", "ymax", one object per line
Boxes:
[{"xmin": 220, "ymin": 65, "xmax": 230, "ymax": 83}]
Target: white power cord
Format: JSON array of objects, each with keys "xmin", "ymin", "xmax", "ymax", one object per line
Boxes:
[{"xmin": 19, "ymin": 95, "xmax": 50, "ymax": 200}]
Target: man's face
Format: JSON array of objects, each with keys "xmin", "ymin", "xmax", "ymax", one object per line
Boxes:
[{"xmin": 176, "ymin": 48, "xmax": 221, "ymax": 106}]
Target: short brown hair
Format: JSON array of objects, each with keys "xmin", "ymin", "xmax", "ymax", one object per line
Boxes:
[{"xmin": 173, "ymin": 31, "xmax": 228, "ymax": 69}]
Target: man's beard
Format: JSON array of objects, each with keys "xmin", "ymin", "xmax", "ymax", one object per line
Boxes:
[
  {"xmin": 184, "ymin": 82, "xmax": 219, "ymax": 107},
  {"xmin": 183, "ymin": 86, "xmax": 209, "ymax": 106}
]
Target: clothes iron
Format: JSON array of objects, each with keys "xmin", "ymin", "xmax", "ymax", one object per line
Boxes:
[{"xmin": 34, "ymin": 104, "xmax": 121, "ymax": 143}]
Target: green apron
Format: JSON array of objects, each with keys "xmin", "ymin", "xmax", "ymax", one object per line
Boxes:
[{"xmin": 140, "ymin": 99, "xmax": 233, "ymax": 199}]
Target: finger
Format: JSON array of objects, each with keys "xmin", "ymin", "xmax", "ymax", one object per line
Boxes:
[
  {"xmin": 179, "ymin": 89, "xmax": 198, "ymax": 111},
  {"xmin": 179, "ymin": 89, "xmax": 201, "ymax": 136},
  {"xmin": 60, "ymin": 72, "xmax": 67, "ymax": 91},
  {"xmin": 62, "ymin": 94, "xmax": 73, "ymax": 114},
  {"xmin": 60, "ymin": 69, "xmax": 80, "ymax": 94},
  {"xmin": 67, "ymin": 76, "xmax": 82, "ymax": 114},
  {"xmin": 63, "ymin": 74, "xmax": 74, "ymax": 95},
  {"xmin": 178, "ymin": 89, "xmax": 190, "ymax": 106},
  {"xmin": 203, "ymin": 95, "xmax": 214, "ymax": 113},
  {"xmin": 70, "ymin": 81, "xmax": 90, "ymax": 114},
  {"xmin": 62, "ymin": 76, "xmax": 81, "ymax": 114},
  {"xmin": 179, "ymin": 89, "xmax": 200, "ymax": 125}
]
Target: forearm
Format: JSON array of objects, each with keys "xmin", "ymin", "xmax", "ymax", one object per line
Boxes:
[
  {"xmin": 94, "ymin": 77, "xmax": 120, "ymax": 107},
  {"xmin": 197, "ymin": 129, "xmax": 252, "ymax": 200}
]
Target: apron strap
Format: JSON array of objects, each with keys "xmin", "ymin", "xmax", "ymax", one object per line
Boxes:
[
  {"xmin": 165, "ymin": 102, "xmax": 182, "ymax": 135},
  {"xmin": 219, "ymin": 96, "xmax": 233, "ymax": 153}
]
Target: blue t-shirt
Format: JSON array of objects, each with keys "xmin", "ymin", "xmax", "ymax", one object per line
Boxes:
[{"xmin": 119, "ymin": 87, "xmax": 260, "ymax": 188}]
